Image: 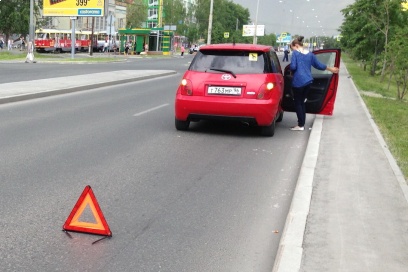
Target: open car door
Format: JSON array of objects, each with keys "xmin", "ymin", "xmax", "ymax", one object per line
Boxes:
[{"xmin": 281, "ymin": 49, "xmax": 341, "ymax": 115}]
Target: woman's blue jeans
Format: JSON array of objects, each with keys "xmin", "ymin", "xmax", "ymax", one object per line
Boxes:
[{"xmin": 292, "ymin": 84, "xmax": 311, "ymax": 127}]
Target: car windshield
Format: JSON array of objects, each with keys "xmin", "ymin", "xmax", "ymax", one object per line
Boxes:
[{"xmin": 189, "ymin": 50, "xmax": 266, "ymax": 74}]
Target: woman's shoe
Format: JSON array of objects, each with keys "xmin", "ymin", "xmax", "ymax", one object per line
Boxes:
[{"xmin": 290, "ymin": 126, "xmax": 304, "ymax": 131}]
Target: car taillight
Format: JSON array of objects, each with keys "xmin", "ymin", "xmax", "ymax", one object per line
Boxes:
[
  {"xmin": 257, "ymin": 82, "xmax": 275, "ymax": 99},
  {"xmin": 180, "ymin": 78, "xmax": 193, "ymax": 95}
]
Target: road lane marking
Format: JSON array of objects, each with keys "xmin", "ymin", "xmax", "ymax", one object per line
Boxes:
[{"xmin": 133, "ymin": 103, "xmax": 169, "ymax": 117}]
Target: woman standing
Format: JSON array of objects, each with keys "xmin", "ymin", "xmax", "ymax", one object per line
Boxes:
[
  {"xmin": 124, "ymin": 42, "xmax": 130, "ymax": 55},
  {"xmin": 289, "ymin": 36, "xmax": 339, "ymax": 131},
  {"xmin": 181, "ymin": 45, "xmax": 185, "ymax": 57},
  {"xmin": 25, "ymin": 40, "xmax": 36, "ymax": 63}
]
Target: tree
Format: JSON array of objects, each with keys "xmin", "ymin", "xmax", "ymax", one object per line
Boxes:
[
  {"xmin": 126, "ymin": 0, "xmax": 148, "ymax": 28},
  {"xmin": 185, "ymin": 25, "xmax": 199, "ymax": 45},
  {"xmin": 162, "ymin": 0, "xmax": 186, "ymax": 31},
  {"xmin": 363, "ymin": 0, "xmax": 403, "ymax": 79},
  {"xmin": 339, "ymin": 0, "xmax": 406, "ymax": 77},
  {"xmin": 194, "ymin": 0, "xmax": 251, "ymax": 44},
  {"xmin": 340, "ymin": 0, "xmax": 383, "ymax": 73},
  {"xmin": 258, "ymin": 34, "xmax": 277, "ymax": 47},
  {"xmin": 385, "ymin": 26, "xmax": 408, "ymax": 100},
  {"xmin": 322, "ymin": 37, "xmax": 341, "ymax": 49},
  {"xmin": 0, "ymin": 0, "xmax": 42, "ymax": 41}
]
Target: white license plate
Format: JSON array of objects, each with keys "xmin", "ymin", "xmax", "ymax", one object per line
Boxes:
[{"xmin": 208, "ymin": 86, "xmax": 242, "ymax": 95}]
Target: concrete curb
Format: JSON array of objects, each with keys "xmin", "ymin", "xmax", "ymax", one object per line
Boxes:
[
  {"xmin": 0, "ymin": 70, "xmax": 177, "ymax": 104},
  {"xmin": 272, "ymin": 115, "xmax": 323, "ymax": 272}
]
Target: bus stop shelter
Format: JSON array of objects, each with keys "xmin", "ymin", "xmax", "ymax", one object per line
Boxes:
[
  {"xmin": 118, "ymin": 28, "xmax": 150, "ymax": 55},
  {"xmin": 118, "ymin": 28, "xmax": 174, "ymax": 55}
]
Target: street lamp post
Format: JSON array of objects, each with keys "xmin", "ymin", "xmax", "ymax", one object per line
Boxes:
[
  {"xmin": 207, "ymin": 0, "xmax": 214, "ymax": 45},
  {"xmin": 253, "ymin": 0, "xmax": 260, "ymax": 44}
]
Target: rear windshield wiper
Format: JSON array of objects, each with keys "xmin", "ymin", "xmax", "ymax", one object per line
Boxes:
[{"xmin": 209, "ymin": 67, "xmax": 237, "ymax": 78}]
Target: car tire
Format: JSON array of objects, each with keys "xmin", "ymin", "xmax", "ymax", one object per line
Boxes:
[
  {"xmin": 175, "ymin": 118, "xmax": 190, "ymax": 131},
  {"xmin": 276, "ymin": 110, "xmax": 284, "ymax": 122},
  {"xmin": 260, "ymin": 119, "xmax": 276, "ymax": 137}
]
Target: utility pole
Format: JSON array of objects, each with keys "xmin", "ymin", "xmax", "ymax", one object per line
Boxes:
[
  {"xmin": 71, "ymin": 17, "xmax": 76, "ymax": 59},
  {"xmin": 109, "ymin": 12, "xmax": 113, "ymax": 53},
  {"xmin": 253, "ymin": 0, "xmax": 260, "ymax": 44},
  {"xmin": 29, "ymin": 0, "xmax": 34, "ymax": 42},
  {"xmin": 207, "ymin": 0, "xmax": 214, "ymax": 45},
  {"xmin": 90, "ymin": 17, "xmax": 95, "ymax": 56}
]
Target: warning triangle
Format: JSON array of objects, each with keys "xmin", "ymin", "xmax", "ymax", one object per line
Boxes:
[{"xmin": 63, "ymin": 185, "xmax": 112, "ymax": 236}]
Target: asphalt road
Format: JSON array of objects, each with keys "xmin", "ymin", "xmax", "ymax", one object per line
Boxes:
[
  {"xmin": 0, "ymin": 53, "xmax": 190, "ymax": 83},
  {"xmin": 0, "ymin": 55, "xmax": 312, "ymax": 271}
]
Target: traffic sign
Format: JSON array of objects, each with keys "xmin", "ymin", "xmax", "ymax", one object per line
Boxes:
[
  {"xmin": 224, "ymin": 32, "xmax": 230, "ymax": 38},
  {"xmin": 242, "ymin": 25, "xmax": 265, "ymax": 37}
]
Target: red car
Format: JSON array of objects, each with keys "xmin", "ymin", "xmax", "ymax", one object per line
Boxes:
[{"xmin": 175, "ymin": 43, "xmax": 341, "ymax": 136}]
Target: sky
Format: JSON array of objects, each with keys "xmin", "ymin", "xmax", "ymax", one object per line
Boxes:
[{"xmin": 231, "ymin": 0, "xmax": 356, "ymax": 38}]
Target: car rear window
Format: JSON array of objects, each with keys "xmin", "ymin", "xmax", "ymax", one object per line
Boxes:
[{"xmin": 189, "ymin": 50, "xmax": 267, "ymax": 74}]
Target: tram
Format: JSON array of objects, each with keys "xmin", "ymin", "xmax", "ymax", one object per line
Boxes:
[{"xmin": 34, "ymin": 29, "xmax": 93, "ymax": 53}]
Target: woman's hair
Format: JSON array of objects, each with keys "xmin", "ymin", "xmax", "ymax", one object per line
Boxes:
[{"xmin": 291, "ymin": 36, "xmax": 304, "ymax": 47}]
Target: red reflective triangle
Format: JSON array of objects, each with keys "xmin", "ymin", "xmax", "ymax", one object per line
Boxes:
[{"xmin": 63, "ymin": 185, "xmax": 112, "ymax": 236}]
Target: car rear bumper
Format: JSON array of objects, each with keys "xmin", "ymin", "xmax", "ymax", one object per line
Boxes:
[{"xmin": 175, "ymin": 95, "xmax": 280, "ymax": 126}]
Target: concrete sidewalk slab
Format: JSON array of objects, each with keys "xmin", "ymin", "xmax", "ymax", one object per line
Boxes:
[
  {"xmin": 274, "ymin": 62, "xmax": 408, "ymax": 271},
  {"xmin": 0, "ymin": 70, "xmax": 177, "ymax": 104},
  {"xmin": 301, "ymin": 65, "xmax": 408, "ymax": 271}
]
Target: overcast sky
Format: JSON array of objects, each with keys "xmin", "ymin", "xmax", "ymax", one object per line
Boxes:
[{"xmin": 231, "ymin": 0, "xmax": 355, "ymax": 38}]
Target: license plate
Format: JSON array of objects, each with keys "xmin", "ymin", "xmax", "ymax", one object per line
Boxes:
[{"xmin": 208, "ymin": 86, "xmax": 242, "ymax": 95}]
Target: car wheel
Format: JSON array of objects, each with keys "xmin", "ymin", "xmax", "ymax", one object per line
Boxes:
[
  {"xmin": 175, "ymin": 118, "xmax": 190, "ymax": 131},
  {"xmin": 276, "ymin": 110, "xmax": 284, "ymax": 122},
  {"xmin": 260, "ymin": 119, "xmax": 276, "ymax": 137}
]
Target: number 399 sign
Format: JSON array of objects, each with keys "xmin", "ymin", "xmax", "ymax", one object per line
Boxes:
[{"xmin": 43, "ymin": 0, "xmax": 105, "ymax": 17}]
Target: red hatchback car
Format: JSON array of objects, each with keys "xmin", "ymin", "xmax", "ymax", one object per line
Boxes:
[{"xmin": 175, "ymin": 43, "xmax": 341, "ymax": 136}]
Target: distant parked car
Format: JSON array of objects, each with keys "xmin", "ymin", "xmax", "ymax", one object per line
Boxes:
[
  {"xmin": 189, "ymin": 44, "xmax": 205, "ymax": 54},
  {"xmin": 189, "ymin": 45, "xmax": 199, "ymax": 54},
  {"xmin": 12, "ymin": 39, "xmax": 23, "ymax": 49}
]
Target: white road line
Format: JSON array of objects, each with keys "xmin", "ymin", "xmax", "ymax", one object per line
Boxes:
[{"xmin": 133, "ymin": 103, "xmax": 169, "ymax": 117}]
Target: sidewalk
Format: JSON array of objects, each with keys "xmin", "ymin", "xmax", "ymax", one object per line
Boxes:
[
  {"xmin": 274, "ymin": 63, "xmax": 408, "ymax": 271},
  {"xmin": 0, "ymin": 70, "xmax": 176, "ymax": 104}
]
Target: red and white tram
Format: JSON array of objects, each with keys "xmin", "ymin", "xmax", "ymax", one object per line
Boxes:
[{"xmin": 34, "ymin": 29, "xmax": 94, "ymax": 53}]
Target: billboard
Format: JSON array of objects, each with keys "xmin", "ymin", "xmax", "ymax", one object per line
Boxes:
[
  {"xmin": 242, "ymin": 25, "xmax": 265, "ymax": 37},
  {"xmin": 276, "ymin": 32, "xmax": 291, "ymax": 43},
  {"xmin": 43, "ymin": 0, "xmax": 105, "ymax": 17}
]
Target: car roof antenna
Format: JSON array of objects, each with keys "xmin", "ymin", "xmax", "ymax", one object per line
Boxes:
[{"xmin": 232, "ymin": 37, "xmax": 236, "ymax": 46}]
